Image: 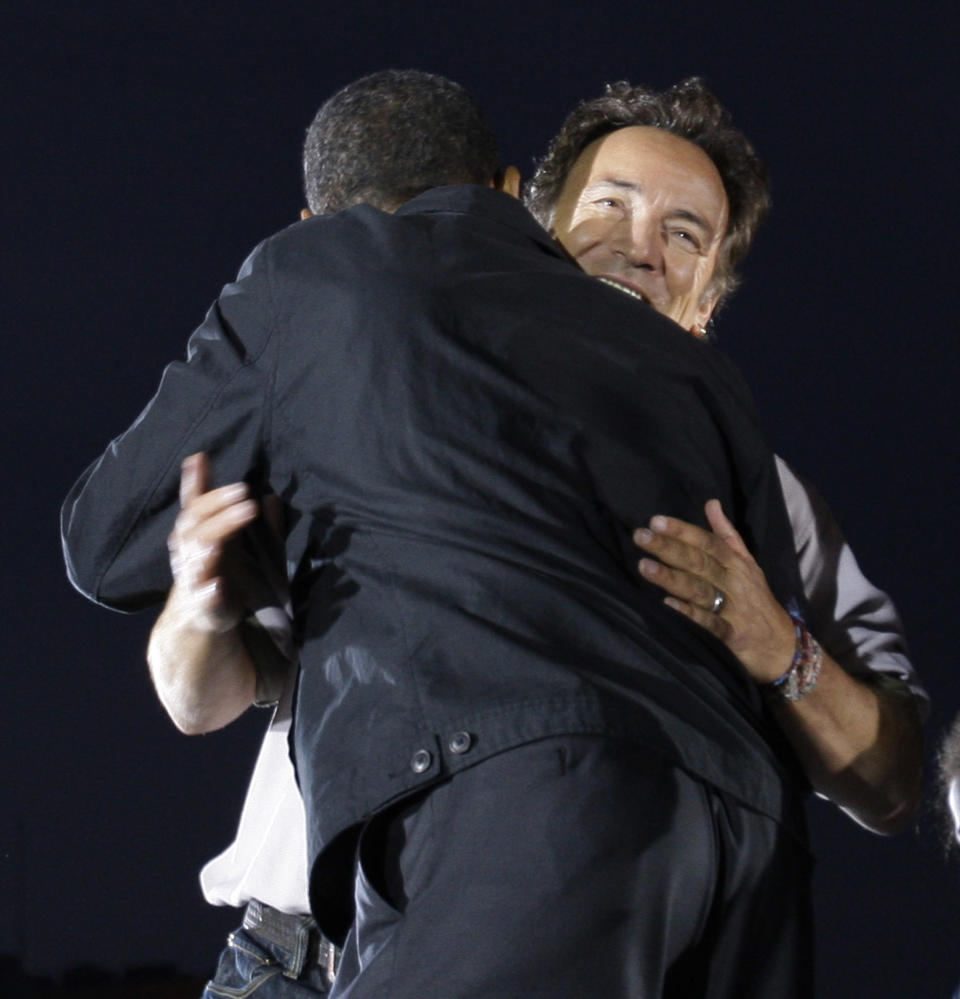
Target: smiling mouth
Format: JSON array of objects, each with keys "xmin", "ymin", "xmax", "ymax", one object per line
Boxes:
[{"xmin": 597, "ymin": 276, "xmax": 650, "ymax": 305}]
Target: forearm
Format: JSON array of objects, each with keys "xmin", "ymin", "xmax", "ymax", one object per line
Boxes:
[
  {"xmin": 147, "ymin": 584, "xmax": 257, "ymax": 735},
  {"xmin": 769, "ymin": 651, "xmax": 923, "ymax": 834},
  {"xmin": 634, "ymin": 502, "xmax": 924, "ymax": 834}
]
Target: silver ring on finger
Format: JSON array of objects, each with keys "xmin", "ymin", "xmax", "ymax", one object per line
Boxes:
[{"xmin": 710, "ymin": 588, "xmax": 726, "ymax": 614}]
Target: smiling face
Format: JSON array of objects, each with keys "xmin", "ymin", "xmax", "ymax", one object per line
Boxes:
[{"xmin": 551, "ymin": 126, "xmax": 729, "ymax": 335}]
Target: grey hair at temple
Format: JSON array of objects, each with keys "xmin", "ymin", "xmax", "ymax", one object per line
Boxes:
[{"xmin": 303, "ymin": 69, "xmax": 500, "ymax": 216}]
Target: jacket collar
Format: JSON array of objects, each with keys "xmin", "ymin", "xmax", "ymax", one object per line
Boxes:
[{"xmin": 397, "ymin": 184, "xmax": 564, "ymax": 259}]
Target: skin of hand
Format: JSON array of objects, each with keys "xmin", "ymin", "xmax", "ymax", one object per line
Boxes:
[
  {"xmin": 146, "ymin": 453, "xmax": 260, "ymax": 734},
  {"xmin": 166, "ymin": 452, "xmax": 259, "ymax": 634},
  {"xmin": 634, "ymin": 498, "xmax": 796, "ymax": 683},
  {"xmin": 634, "ymin": 499, "xmax": 923, "ymax": 834}
]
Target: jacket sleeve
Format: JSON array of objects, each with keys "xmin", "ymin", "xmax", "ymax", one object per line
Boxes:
[
  {"xmin": 61, "ymin": 241, "xmax": 277, "ymax": 612},
  {"xmin": 774, "ymin": 455, "xmax": 928, "ymax": 715}
]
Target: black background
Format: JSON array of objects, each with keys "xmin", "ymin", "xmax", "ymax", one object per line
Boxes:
[{"xmin": 4, "ymin": 2, "xmax": 958, "ymax": 995}]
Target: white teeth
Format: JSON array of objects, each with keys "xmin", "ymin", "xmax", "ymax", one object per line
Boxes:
[{"xmin": 599, "ymin": 277, "xmax": 647, "ymax": 304}]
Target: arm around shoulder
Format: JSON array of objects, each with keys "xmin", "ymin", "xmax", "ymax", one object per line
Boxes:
[
  {"xmin": 635, "ymin": 495, "xmax": 924, "ymax": 834},
  {"xmin": 773, "ymin": 459, "xmax": 925, "ymax": 832}
]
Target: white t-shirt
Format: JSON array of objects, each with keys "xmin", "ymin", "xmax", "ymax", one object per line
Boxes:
[{"xmin": 200, "ymin": 676, "xmax": 308, "ymax": 912}]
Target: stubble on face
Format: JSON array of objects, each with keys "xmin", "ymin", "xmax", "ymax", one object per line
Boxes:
[{"xmin": 551, "ymin": 126, "xmax": 729, "ymax": 334}]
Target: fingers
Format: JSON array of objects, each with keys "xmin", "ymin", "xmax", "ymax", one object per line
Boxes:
[
  {"xmin": 633, "ymin": 521, "xmax": 724, "ymax": 582},
  {"xmin": 637, "ymin": 554, "xmax": 725, "ymax": 612},
  {"xmin": 633, "ymin": 502, "xmax": 797, "ymax": 680},
  {"xmin": 179, "ymin": 452, "xmax": 209, "ymax": 508},
  {"xmin": 168, "ymin": 479, "xmax": 258, "ymax": 589},
  {"xmin": 166, "ymin": 456, "xmax": 261, "ymax": 634},
  {"xmin": 632, "ymin": 506, "xmax": 734, "ymax": 616},
  {"xmin": 632, "ymin": 501, "xmax": 753, "ymax": 585},
  {"xmin": 171, "ymin": 491, "xmax": 256, "ymax": 563},
  {"xmin": 662, "ymin": 595, "xmax": 729, "ymax": 640},
  {"xmin": 635, "ymin": 512, "xmax": 733, "ymax": 569},
  {"xmin": 167, "ymin": 490, "xmax": 257, "ymax": 634},
  {"xmin": 703, "ymin": 499, "xmax": 750, "ymax": 557},
  {"xmin": 177, "ymin": 482, "xmax": 257, "ymax": 540}
]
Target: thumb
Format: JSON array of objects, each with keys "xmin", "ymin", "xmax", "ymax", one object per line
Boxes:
[
  {"xmin": 704, "ymin": 499, "xmax": 750, "ymax": 556},
  {"xmin": 179, "ymin": 452, "xmax": 210, "ymax": 508}
]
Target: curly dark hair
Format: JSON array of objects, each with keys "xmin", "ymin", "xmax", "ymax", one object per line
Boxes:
[
  {"xmin": 524, "ymin": 78, "xmax": 770, "ymax": 310},
  {"xmin": 303, "ymin": 69, "xmax": 500, "ymax": 215}
]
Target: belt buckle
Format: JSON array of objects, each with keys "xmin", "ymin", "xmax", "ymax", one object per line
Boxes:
[{"xmin": 320, "ymin": 937, "xmax": 340, "ymax": 984}]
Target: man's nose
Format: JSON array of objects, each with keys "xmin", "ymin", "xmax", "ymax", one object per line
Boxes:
[{"xmin": 612, "ymin": 215, "xmax": 661, "ymax": 270}]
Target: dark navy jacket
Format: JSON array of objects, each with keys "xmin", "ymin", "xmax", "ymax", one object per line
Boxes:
[{"xmin": 62, "ymin": 185, "xmax": 807, "ymax": 934}]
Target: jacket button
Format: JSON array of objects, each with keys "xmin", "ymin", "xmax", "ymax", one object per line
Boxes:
[
  {"xmin": 411, "ymin": 749, "xmax": 433, "ymax": 774},
  {"xmin": 449, "ymin": 731, "xmax": 472, "ymax": 754}
]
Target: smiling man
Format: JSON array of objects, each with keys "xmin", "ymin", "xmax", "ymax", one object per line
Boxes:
[{"xmin": 551, "ymin": 124, "xmax": 728, "ymax": 334}]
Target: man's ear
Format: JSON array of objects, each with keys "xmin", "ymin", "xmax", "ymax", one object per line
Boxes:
[
  {"xmin": 492, "ymin": 165, "xmax": 521, "ymax": 199},
  {"xmin": 690, "ymin": 295, "xmax": 718, "ymax": 338},
  {"xmin": 300, "ymin": 208, "xmax": 313, "ymax": 221}
]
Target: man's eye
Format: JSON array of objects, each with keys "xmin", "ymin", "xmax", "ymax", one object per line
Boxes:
[
  {"xmin": 594, "ymin": 197, "xmax": 621, "ymax": 209},
  {"xmin": 669, "ymin": 229, "xmax": 701, "ymax": 251}
]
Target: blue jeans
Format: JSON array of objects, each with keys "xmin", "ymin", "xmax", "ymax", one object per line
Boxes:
[{"xmin": 202, "ymin": 913, "xmax": 333, "ymax": 998}]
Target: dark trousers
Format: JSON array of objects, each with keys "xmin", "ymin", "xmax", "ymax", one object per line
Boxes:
[{"xmin": 329, "ymin": 735, "xmax": 812, "ymax": 999}]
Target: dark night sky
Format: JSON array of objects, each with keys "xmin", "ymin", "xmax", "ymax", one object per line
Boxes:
[{"xmin": 4, "ymin": 2, "xmax": 959, "ymax": 995}]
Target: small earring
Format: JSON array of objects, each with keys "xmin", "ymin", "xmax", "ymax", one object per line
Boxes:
[{"xmin": 693, "ymin": 317, "xmax": 714, "ymax": 339}]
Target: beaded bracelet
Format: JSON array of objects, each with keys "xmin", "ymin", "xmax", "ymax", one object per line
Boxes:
[{"xmin": 765, "ymin": 611, "xmax": 823, "ymax": 703}]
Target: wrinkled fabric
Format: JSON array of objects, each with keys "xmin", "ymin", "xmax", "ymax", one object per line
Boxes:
[{"xmin": 61, "ymin": 186, "xmax": 808, "ymax": 943}]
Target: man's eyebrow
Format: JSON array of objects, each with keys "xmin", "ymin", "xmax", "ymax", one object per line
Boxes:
[
  {"xmin": 669, "ymin": 208, "xmax": 713, "ymax": 236},
  {"xmin": 590, "ymin": 178, "xmax": 640, "ymax": 194},
  {"xmin": 586, "ymin": 178, "xmax": 715, "ymax": 237}
]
